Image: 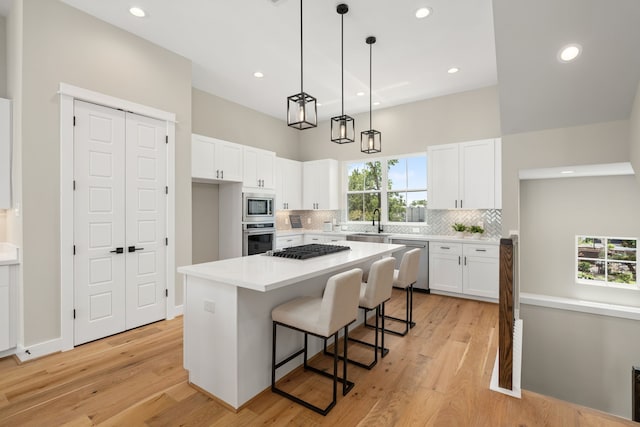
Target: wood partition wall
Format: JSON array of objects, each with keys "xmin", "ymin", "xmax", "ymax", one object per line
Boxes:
[{"xmin": 498, "ymin": 236, "xmax": 516, "ymax": 390}]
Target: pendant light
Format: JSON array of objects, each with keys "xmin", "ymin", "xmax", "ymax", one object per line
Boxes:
[
  {"xmin": 361, "ymin": 36, "xmax": 381, "ymax": 154},
  {"xmin": 330, "ymin": 4, "xmax": 355, "ymax": 143},
  {"xmin": 287, "ymin": 0, "xmax": 317, "ymax": 129}
]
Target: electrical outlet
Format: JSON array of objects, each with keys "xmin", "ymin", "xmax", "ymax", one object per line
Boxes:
[
  {"xmin": 285, "ymin": 217, "xmax": 289, "ymax": 224},
  {"xmin": 307, "ymin": 218, "xmax": 311, "ymax": 224},
  {"xmin": 204, "ymin": 300, "xmax": 215, "ymax": 313}
]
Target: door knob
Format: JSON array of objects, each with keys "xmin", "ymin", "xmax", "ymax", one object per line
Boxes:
[
  {"xmin": 110, "ymin": 247, "xmax": 124, "ymax": 254},
  {"xmin": 128, "ymin": 246, "xmax": 144, "ymax": 252}
]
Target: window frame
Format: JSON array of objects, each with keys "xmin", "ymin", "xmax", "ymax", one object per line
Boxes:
[
  {"xmin": 343, "ymin": 152, "xmax": 427, "ymax": 226},
  {"xmin": 576, "ymin": 235, "xmax": 637, "ymax": 289}
]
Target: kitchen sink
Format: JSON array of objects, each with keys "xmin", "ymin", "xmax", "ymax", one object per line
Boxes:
[{"xmin": 346, "ymin": 233, "xmax": 391, "ymax": 243}]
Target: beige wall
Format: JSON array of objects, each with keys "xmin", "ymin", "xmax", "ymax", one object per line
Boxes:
[
  {"xmin": 0, "ymin": 15, "xmax": 6, "ymax": 98},
  {"xmin": 299, "ymin": 86, "xmax": 501, "ymax": 161},
  {"xmin": 630, "ymin": 81, "xmax": 640, "ymax": 185},
  {"xmin": 192, "ymin": 88, "xmax": 300, "ymax": 159},
  {"xmin": 501, "ymin": 120, "xmax": 630, "ymax": 235},
  {"xmin": 19, "ymin": 0, "xmax": 192, "ymax": 346},
  {"xmin": 521, "ymin": 303, "xmax": 640, "ymax": 419},
  {"xmin": 520, "ymin": 175, "xmax": 640, "ymax": 306},
  {"xmin": 191, "ymin": 183, "xmax": 219, "ymax": 263}
]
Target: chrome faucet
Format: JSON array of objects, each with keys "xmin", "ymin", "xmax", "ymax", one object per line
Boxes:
[{"xmin": 372, "ymin": 208, "xmax": 383, "ymax": 234}]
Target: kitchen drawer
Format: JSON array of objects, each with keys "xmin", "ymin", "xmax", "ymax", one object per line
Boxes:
[
  {"xmin": 275, "ymin": 234, "xmax": 303, "ymax": 249},
  {"xmin": 463, "ymin": 244, "xmax": 498, "ymax": 258},
  {"xmin": 430, "ymin": 242, "xmax": 462, "ymax": 256}
]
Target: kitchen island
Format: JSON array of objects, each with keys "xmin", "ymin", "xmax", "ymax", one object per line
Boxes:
[{"xmin": 178, "ymin": 240, "xmax": 404, "ymax": 410}]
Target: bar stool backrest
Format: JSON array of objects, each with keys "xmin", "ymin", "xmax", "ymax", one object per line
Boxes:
[
  {"xmin": 395, "ymin": 248, "xmax": 421, "ymax": 287},
  {"xmin": 361, "ymin": 257, "xmax": 395, "ymax": 308},
  {"xmin": 319, "ymin": 268, "xmax": 363, "ymax": 337}
]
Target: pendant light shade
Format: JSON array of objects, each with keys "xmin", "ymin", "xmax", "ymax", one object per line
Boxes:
[
  {"xmin": 361, "ymin": 36, "xmax": 381, "ymax": 154},
  {"xmin": 287, "ymin": 0, "xmax": 317, "ymax": 129},
  {"xmin": 331, "ymin": 3, "xmax": 355, "ymax": 144}
]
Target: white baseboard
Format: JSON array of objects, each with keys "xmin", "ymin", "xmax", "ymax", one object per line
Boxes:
[
  {"xmin": 0, "ymin": 347, "xmax": 16, "ymax": 359},
  {"xmin": 15, "ymin": 338, "xmax": 64, "ymax": 362},
  {"xmin": 490, "ymin": 319, "xmax": 522, "ymax": 398},
  {"xmin": 174, "ymin": 304, "xmax": 183, "ymax": 316}
]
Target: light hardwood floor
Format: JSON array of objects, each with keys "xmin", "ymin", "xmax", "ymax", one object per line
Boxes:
[{"xmin": 0, "ymin": 292, "xmax": 636, "ymax": 426}]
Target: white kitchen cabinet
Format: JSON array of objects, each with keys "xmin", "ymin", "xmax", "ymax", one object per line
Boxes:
[
  {"xmin": 462, "ymin": 244, "xmax": 499, "ymax": 299},
  {"xmin": 428, "ymin": 139, "xmax": 500, "ymax": 210},
  {"xmin": 302, "ymin": 159, "xmax": 339, "ymax": 210},
  {"xmin": 303, "ymin": 233, "xmax": 343, "ymax": 245},
  {"xmin": 0, "ymin": 98, "xmax": 11, "ymax": 209},
  {"xmin": 243, "ymin": 147, "xmax": 275, "ymax": 191},
  {"xmin": 429, "ymin": 241, "xmax": 498, "ymax": 300},
  {"xmin": 429, "ymin": 242, "xmax": 463, "ymax": 293},
  {"xmin": 275, "ymin": 157, "xmax": 302, "ymax": 210},
  {"xmin": 275, "ymin": 234, "xmax": 303, "ymax": 249},
  {"xmin": 0, "ymin": 265, "xmax": 17, "ymax": 352},
  {"xmin": 191, "ymin": 134, "xmax": 243, "ymax": 182}
]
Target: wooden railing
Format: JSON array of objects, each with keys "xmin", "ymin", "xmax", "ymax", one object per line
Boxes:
[{"xmin": 498, "ymin": 236, "xmax": 517, "ymax": 390}]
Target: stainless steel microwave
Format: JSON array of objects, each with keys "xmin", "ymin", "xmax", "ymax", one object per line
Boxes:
[{"xmin": 242, "ymin": 193, "xmax": 275, "ymax": 223}]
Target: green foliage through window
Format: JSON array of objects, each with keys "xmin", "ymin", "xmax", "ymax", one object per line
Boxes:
[{"xmin": 576, "ymin": 236, "xmax": 637, "ymax": 287}]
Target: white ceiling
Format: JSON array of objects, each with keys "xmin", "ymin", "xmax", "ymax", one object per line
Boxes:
[
  {"xmin": 56, "ymin": 0, "xmax": 498, "ymax": 122},
  {"xmin": 1, "ymin": 0, "xmax": 639, "ymax": 135}
]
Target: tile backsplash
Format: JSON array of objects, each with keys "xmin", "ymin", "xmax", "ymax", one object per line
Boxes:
[{"xmin": 276, "ymin": 209, "xmax": 502, "ymax": 239}]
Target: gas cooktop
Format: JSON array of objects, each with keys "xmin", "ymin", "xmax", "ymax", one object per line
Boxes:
[{"xmin": 270, "ymin": 244, "xmax": 350, "ymax": 260}]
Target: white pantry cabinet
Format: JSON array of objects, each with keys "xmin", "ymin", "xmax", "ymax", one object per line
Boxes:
[
  {"xmin": 243, "ymin": 147, "xmax": 275, "ymax": 191},
  {"xmin": 302, "ymin": 159, "xmax": 339, "ymax": 210},
  {"xmin": 428, "ymin": 139, "xmax": 501, "ymax": 210},
  {"xmin": 0, "ymin": 265, "xmax": 17, "ymax": 352},
  {"xmin": 0, "ymin": 98, "xmax": 11, "ymax": 209},
  {"xmin": 429, "ymin": 241, "xmax": 499, "ymax": 300},
  {"xmin": 191, "ymin": 134, "xmax": 243, "ymax": 182},
  {"xmin": 275, "ymin": 157, "xmax": 302, "ymax": 210}
]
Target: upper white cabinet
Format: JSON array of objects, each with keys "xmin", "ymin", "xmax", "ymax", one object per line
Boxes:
[
  {"xmin": 428, "ymin": 138, "xmax": 501, "ymax": 210},
  {"xmin": 191, "ymin": 134, "xmax": 243, "ymax": 182},
  {"xmin": 0, "ymin": 98, "xmax": 11, "ymax": 209},
  {"xmin": 303, "ymin": 159, "xmax": 339, "ymax": 210},
  {"xmin": 275, "ymin": 157, "xmax": 302, "ymax": 210},
  {"xmin": 243, "ymin": 147, "xmax": 275, "ymax": 191}
]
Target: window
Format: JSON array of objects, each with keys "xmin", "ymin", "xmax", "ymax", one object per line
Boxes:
[
  {"xmin": 576, "ymin": 236, "xmax": 637, "ymax": 287},
  {"xmin": 346, "ymin": 161, "xmax": 382, "ymax": 221},
  {"xmin": 387, "ymin": 157, "xmax": 427, "ymax": 222},
  {"xmin": 345, "ymin": 154, "xmax": 427, "ymax": 223}
]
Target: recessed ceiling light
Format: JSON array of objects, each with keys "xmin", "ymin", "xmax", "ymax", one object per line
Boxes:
[
  {"xmin": 373, "ymin": 101, "xmax": 380, "ymax": 106},
  {"xmin": 447, "ymin": 67, "xmax": 459, "ymax": 74},
  {"xmin": 356, "ymin": 92, "xmax": 365, "ymax": 97},
  {"xmin": 415, "ymin": 7, "xmax": 431, "ymax": 19},
  {"xmin": 253, "ymin": 71, "xmax": 264, "ymax": 78},
  {"xmin": 560, "ymin": 170, "xmax": 575, "ymax": 174},
  {"xmin": 129, "ymin": 7, "xmax": 146, "ymax": 18},
  {"xmin": 558, "ymin": 44, "xmax": 582, "ymax": 62}
]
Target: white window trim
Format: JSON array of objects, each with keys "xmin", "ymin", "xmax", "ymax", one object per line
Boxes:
[
  {"xmin": 343, "ymin": 152, "xmax": 427, "ymax": 225},
  {"xmin": 575, "ymin": 235, "xmax": 637, "ymax": 289}
]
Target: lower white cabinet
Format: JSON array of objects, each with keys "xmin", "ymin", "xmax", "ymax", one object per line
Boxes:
[
  {"xmin": 275, "ymin": 234, "xmax": 303, "ymax": 250},
  {"xmin": 303, "ymin": 233, "xmax": 343, "ymax": 245},
  {"xmin": 429, "ymin": 241, "xmax": 498, "ymax": 299},
  {"xmin": 0, "ymin": 265, "xmax": 17, "ymax": 352}
]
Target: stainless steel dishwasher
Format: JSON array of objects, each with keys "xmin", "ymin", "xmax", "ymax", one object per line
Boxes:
[{"xmin": 390, "ymin": 238, "xmax": 429, "ymax": 292}]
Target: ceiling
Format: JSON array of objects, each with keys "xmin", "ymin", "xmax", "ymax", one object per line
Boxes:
[{"xmin": 1, "ymin": 0, "xmax": 639, "ymax": 135}]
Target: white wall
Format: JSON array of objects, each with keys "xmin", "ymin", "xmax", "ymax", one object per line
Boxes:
[
  {"xmin": 17, "ymin": 0, "xmax": 192, "ymax": 346},
  {"xmin": 299, "ymin": 86, "xmax": 501, "ymax": 161},
  {"xmin": 0, "ymin": 15, "xmax": 6, "ymax": 98},
  {"xmin": 192, "ymin": 183, "xmax": 219, "ymax": 263},
  {"xmin": 630, "ymin": 81, "xmax": 640, "ymax": 186}
]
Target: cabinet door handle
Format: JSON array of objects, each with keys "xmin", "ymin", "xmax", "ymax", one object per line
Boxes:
[
  {"xmin": 455, "ymin": 200, "xmax": 457, "ymax": 208},
  {"xmin": 216, "ymin": 170, "xmax": 219, "ymax": 179},
  {"xmin": 458, "ymin": 256, "xmax": 461, "ymax": 265},
  {"xmin": 440, "ymin": 246, "xmax": 450, "ymax": 250},
  {"xmin": 464, "ymin": 256, "xmax": 467, "ymax": 266},
  {"xmin": 475, "ymin": 249, "xmax": 486, "ymax": 252},
  {"xmin": 221, "ymin": 170, "xmax": 224, "ymax": 179},
  {"xmin": 460, "ymin": 199, "xmax": 463, "ymax": 208}
]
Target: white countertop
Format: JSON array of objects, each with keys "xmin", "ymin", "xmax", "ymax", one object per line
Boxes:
[
  {"xmin": 178, "ymin": 240, "xmax": 404, "ymax": 292},
  {"xmin": 0, "ymin": 243, "xmax": 20, "ymax": 265},
  {"xmin": 276, "ymin": 229, "xmax": 499, "ymax": 245}
]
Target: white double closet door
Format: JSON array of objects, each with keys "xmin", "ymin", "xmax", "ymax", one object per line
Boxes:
[{"xmin": 73, "ymin": 100, "xmax": 167, "ymax": 345}]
